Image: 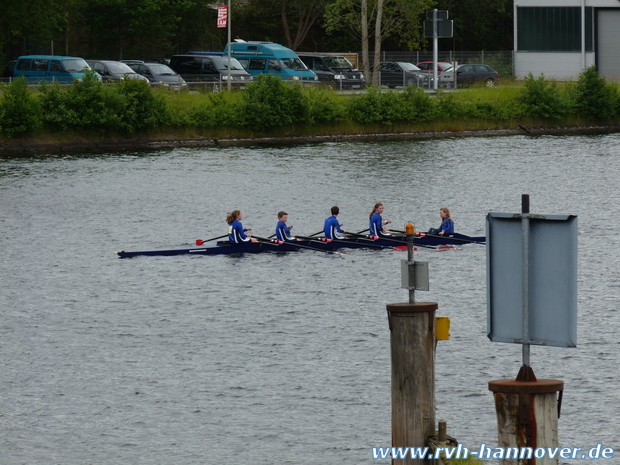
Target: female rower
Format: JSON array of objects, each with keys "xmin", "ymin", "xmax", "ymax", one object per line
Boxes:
[
  {"xmin": 428, "ymin": 207, "xmax": 454, "ymax": 236},
  {"xmin": 275, "ymin": 211, "xmax": 297, "ymax": 241},
  {"xmin": 226, "ymin": 210, "xmax": 258, "ymax": 243},
  {"xmin": 369, "ymin": 202, "xmax": 392, "ymax": 237}
]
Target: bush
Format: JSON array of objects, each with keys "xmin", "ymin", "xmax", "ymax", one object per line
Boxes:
[
  {"xmin": 0, "ymin": 77, "xmax": 42, "ymax": 137},
  {"xmin": 240, "ymin": 74, "xmax": 309, "ymax": 130},
  {"xmin": 349, "ymin": 87, "xmax": 403, "ymax": 124},
  {"xmin": 304, "ymin": 87, "xmax": 346, "ymax": 125},
  {"xmin": 570, "ymin": 66, "xmax": 618, "ymax": 121},
  {"xmin": 400, "ymin": 86, "xmax": 436, "ymax": 123},
  {"xmin": 40, "ymin": 70, "xmax": 123, "ymax": 132},
  {"xmin": 114, "ymin": 78, "xmax": 171, "ymax": 133},
  {"xmin": 190, "ymin": 92, "xmax": 244, "ymax": 128},
  {"xmin": 516, "ymin": 73, "xmax": 568, "ymax": 120}
]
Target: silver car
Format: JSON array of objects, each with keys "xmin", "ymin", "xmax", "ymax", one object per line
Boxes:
[{"xmin": 86, "ymin": 60, "xmax": 150, "ymax": 82}]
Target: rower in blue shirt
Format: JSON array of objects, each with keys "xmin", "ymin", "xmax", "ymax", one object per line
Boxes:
[
  {"xmin": 227, "ymin": 210, "xmax": 258, "ymax": 243},
  {"xmin": 324, "ymin": 206, "xmax": 347, "ymax": 239},
  {"xmin": 275, "ymin": 211, "xmax": 297, "ymax": 241},
  {"xmin": 428, "ymin": 207, "xmax": 454, "ymax": 236},
  {"xmin": 369, "ymin": 202, "xmax": 392, "ymax": 237}
]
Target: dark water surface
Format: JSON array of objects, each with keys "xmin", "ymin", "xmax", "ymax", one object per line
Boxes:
[{"xmin": 1, "ymin": 134, "xmax": 619, "ymax": 464}]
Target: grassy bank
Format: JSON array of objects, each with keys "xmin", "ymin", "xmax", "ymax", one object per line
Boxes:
[{"xmin": 1, "ymin": 68, "xmax": 620, "ymax": 151}]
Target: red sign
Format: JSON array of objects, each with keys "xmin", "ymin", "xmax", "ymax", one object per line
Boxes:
[{"xmin": 217, "ymin": 6, "xmax": 228, "ymax": 28}]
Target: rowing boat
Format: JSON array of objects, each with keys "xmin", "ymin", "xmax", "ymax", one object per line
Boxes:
[{"xmin": 115, "ymin": 233, "xmax": 485, "ymax": 258}]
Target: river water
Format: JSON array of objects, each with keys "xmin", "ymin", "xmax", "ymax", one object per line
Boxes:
[{"xmin": 1, "ymin": 134, "xmax": 619, "ymax": 464}]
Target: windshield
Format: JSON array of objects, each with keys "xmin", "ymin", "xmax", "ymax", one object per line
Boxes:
[
  {"xmin": 280, "ymin": 58, "xmax": 308, "ymax": 71},
  {"xmin": 149, "ymin": 64, "xmax": 176, "ymax": 75},
  {"xmin": 323, "ymin": 56, "xmax": 354, "ymax": 69},
  {"xmin": 105, "ymin": 62, "xmax": 136, "ymax": 74},
  {"xmin": 398, "ymin": 62, "xmax": 421, "ymax": 72},
  {"xmin": 212, "ymin": 57, "xmax": 245, "ymax": 71},
  {"xmin": 63, "ymin": 58, "xmax": 90, "ymax": 73}
]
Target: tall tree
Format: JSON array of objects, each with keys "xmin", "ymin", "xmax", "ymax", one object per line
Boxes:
[
  {"xmin": 281, "ymin": 0, "xmax": 328, "ymax": 50},
  {"xmin": 325, "ymin": 0, "xmax": 433, "ymax": 83}
]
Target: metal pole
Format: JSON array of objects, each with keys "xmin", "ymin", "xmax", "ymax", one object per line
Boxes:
[
  {"xmin": 521, "ymin": 194, "xmax": 530, "ymax": 368},
  {"xmin": 227, "ymin": 0, "xmax": 232, "ymax": 91},
  {"xmin": 406, "ymin": 223, "xmax": 415, "ymax": 304},
  {"xmin": 433, "ymin": 9, "xmax": 438, "ymax": 91}
]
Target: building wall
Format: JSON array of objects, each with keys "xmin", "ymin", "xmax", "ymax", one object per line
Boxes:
[
  {"xmin": 514, "ymin": 52, "xmax": 595, "ymax": 79},
  {"xmin": 514, "ymin": 0, "xmax": 620, "ymax": 80}
]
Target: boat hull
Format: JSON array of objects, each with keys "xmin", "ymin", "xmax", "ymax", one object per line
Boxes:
[{"xmin": 116, "ymin": 233, "xmax": 485, "ymax": 258}]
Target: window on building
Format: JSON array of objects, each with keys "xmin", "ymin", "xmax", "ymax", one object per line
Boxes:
[{"xmin": 517, "ymin": 7, "xmax": 593, "ymax": 52}]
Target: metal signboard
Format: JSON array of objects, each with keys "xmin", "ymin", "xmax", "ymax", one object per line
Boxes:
[
  {"xmin": 424, "ymin": 20, "xmax": 454, "ymax": 38},
  {"xmin": 426, "ymin": 10, "xmax": 449, "ymax": 20},
  {"xmin": 487, "ymin": 212, "xmax": 577, "ymax": 348}
]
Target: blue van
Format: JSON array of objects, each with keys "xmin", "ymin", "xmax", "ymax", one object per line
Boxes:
[
  {"xmin": 222, "ymin": 42, "xmax": 318, "ymax": 82},
  {"xmin": 13, "ymin": 55, "xmax": 97, "ymax": 83}
]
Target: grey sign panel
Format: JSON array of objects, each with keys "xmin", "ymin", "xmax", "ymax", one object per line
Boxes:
[
  {"xmin": 486, "ymin": 213, "xmax": 577, "ymax": 348},
  {"xmin": 426, "ymin": 10, "xmax": 449, "ymax": 20},
  {"xmin": 424, "ymin": 20, "xmax": 454, "ymax": 38}
]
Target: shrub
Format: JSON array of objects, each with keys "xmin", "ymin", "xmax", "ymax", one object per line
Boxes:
[
  {"xmin": 0, "ymin": 77, "xmax": 42, "ymax": 137},
  {"xmin": 39, "ymin": 70, "xmax": 123, "ymax": 132},
  {"xmin": 304, "ymin": 87, "xmax": 346, "ymax": 125},
  {"xmin": 349, "ymin": 87, "xmax": 403, "ymax": 124},
  {"xmin": 190, "ymin": 92, "xmax": 244, "ymax": 128},
  {"xmin": 400, "ymin": 86, "xmax": 437, "ymax": 123},
  {"xmin": 240, "ymin": 74, "xmax": 309, "ymax": 130},
  {"xmin": 570, "ymin": 66, "xmax": 618, "ymax": 121},
  {"xmin": 516, "ymin": 73, "xmax": 568, "ymax": 120},
  {"xmin": 114, "ymin": 78, "xmax": 171, "ymax": 132}
]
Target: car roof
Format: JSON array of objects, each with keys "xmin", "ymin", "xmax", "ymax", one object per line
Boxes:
[{"xmin": 18, "ymin": 55, "xmax": 84, "ymax": 60}]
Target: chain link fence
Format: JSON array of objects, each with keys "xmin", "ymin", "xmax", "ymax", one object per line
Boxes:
[{"xmin": 366, "ymin": 50, "xmax": 514, "ymax": 79}]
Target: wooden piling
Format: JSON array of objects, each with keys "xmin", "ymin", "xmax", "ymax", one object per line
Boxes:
[
  {"xmin": 489, "ymin": 376, "xmax": 564, "ymax": 465},
  {"xmin": 387, "ymin": 302, "xmax": 438, "ymax": 465}
]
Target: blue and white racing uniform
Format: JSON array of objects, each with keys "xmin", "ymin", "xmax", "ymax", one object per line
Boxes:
[
  {"xmin": 228, "ymin": 219, "xmax": 251, "ymax": 243},
  {"xmin": 369, "ymin": 212, "xmax": 391, "ymax": 237},
  {"xmin": 438, "ymin": 218, "xmax": 454, "ymax": 234},
  {"xmin": 275, "ymin": 220, "xmax": 294, "ymax": 241},
  {"xmin": 324, "ymin": 216, "xmax": 345, "ymax": 239}
]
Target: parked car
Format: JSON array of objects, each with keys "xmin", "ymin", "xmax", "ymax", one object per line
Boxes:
[
  {"xmin": 2, "ymin": 60, "xmax": 17, "ymax": 78},
  {"xmin": 415, "ymin": 61, "xmax": 453, "ymax": 74},
  {"xmin": 86, "ymin": 60, "xmax": 149, "ymax": 82},
  {"xmin": 379, "ymin": 62, "xmax": 429, "ymax": 88},
  {"xmin": 124, "ymin": 61, "xmax": 187, "ymax": 89},
  {"xmin": 441, "ymin": 64, "xmax": 500, "ymax": 87},
  {"xmin": 297, "ymin": 53, "xmax": 364, "ymax": 89},
  {"xmin": 223, "ymin": 41, "xmax": 318, "ymax": 82},
  {"xmin": 168, "ymin": 53, "xmax": 253, "ymax": 83},
  {"xmin": 13, "ymin": 55, "xmax": 96, "ymax": 83}
]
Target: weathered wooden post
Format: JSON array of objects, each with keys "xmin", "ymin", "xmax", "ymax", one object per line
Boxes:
[
  {"xmin": 487, "ymin": 195, "xmax": 577, "ymax": 465},
  {"xmin": 387, "ymin": 223, "xmax": 437, "ymax": 464}
]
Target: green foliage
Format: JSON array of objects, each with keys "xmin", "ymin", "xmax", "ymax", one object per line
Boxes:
[
  {"xmin": 0, "ymin": 77, "xmax": 42, "ymax": 137},
  {"xmin": 39, "ymin": 70, "xmax": 123, "ymax": 131},
  {"xmin": 400, "ymin": 86, "xmax": 436, "ymax": 122},
  {"xmin": 434, "ymin": 92, "xmax": 467, "ymax": 121},
  {"xmin": 516, "ymin": 73, "xmax": 568, "ymax": 120},
  {"xmin": 304, "ymin": 87, "xmax": 346, "ymax": 125},
  {"xmin": 190, "ymin": 92, "xmax": 244, "ymax": 128},
  {"xmin": 349, "ymin": 87, "xmax": 404, "ymax": 124},
  {"xmin": 241, "ymin": 75, "xmax": 309, "ymax": 130},
  {"xmin": 114, "ymin": 78, "xmax": 171, "ymax": 132},
  {"xmin": 570, "ymin": 66, "xmax": 618, "ymax": 121}
]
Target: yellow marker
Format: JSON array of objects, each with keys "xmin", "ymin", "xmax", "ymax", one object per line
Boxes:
[
  {"xmin": 405, "ymin": 222, "xmax": 415, "ymax": 235},
  {"xmin": 436, "ymin": 316, "xmax": 451, "ymax": 340}
]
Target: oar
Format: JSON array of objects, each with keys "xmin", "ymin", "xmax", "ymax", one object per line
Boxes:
[
  {"xmin": 308, "ymin": 230, "xmax": 325, "ymax": 237},
  {"xmin": 195, "ymin": 234, "xmax": 228, "ymax": 246},
  {"xmin": 314, "ymin": 236, "xmax": 388, "ymax": 249},
  {"xmin": 254, "ymin": 236, "xmax": 339, "ymax": 254}
]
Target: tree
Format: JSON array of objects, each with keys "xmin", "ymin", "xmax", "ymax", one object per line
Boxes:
[{"xmin": 325, "ymin": 0, "xmax": 433, "ymax": 84}]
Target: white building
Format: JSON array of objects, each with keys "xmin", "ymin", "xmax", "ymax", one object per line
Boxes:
[{"xmin": 514, "ymin": 0, "xmax": 620, "ymax": 80}]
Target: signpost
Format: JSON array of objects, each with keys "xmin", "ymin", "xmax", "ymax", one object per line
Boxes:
[
  {"xmin": 487, "ymin": 195, "xmax": 577, "ymax": 464},
  {"xmin": 424, "ymin": 10, "xmax": 453, "ymax": 91}
]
